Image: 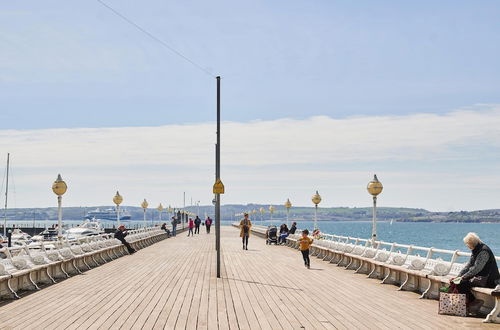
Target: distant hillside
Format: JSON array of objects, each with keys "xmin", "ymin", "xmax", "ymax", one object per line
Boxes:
[{"xmin": 3, "ymin": 205, "xmax": 500, "ymax": 223}]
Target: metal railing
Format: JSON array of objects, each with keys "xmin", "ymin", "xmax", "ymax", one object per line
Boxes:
[{"xmin": 249, "ymin": 224, "xmax": 500, "ymax": 277}]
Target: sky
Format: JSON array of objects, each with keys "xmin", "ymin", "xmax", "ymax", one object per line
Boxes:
[{"xmin": 0, "ymin": 1, "xmax": 499, "ymax": 211}]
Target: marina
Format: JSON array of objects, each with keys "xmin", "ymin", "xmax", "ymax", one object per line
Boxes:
[{"xmin": 0, "ymin": 226, "xmax": 497, "ymax": 329}]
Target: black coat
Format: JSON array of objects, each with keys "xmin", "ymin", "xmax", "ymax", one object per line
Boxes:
[
  {"xmin": 464, "ymin": 243, "xmax": 500, "ymax": 287},
  {"xmin": 114, "ymin": 230, "xmax": 128, "ymax": 242}
]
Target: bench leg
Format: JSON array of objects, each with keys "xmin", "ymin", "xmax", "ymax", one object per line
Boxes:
[
  {"xmin": 72, "ymin": 260, "xmax": 83, "ymax": 274},
  {"xmin": 28, "ymin": 272, "xmax": 40, "ymax": 290},
  {"xmin": 98, "ymin": 253, "xmax": 107, "ymax": 264},
  {"xmin": 367, "ymin": 263, "xmax": 378, "ymax": 278},
  {"xmin": 483, "ymin": 297, "xmax": 500, "ymax": 323},
  {"xmin": 420, "ymin": 279, "xmax": 439, "ymax": 299},
  {"xmin": 82, "ymin": 257, "xmax": 92, "ymax": 270},
  {"xmin": 106, "ymin": 249, "xmax": 115, "ymax": 260},
  {"xmin": 398, "ymin": 273, "xmax": 409, "ymax": 291},
  {"xmin": 91, "ymin": 255, "xmax": 101, "ymax": 266},
  {"xmin": 60, "ymin": 263, "xmax": 70, "ymax": 278},
  {"xmin": 45, "ymin": 267, "xmax": 56, "ymax": 284},
  {"xmin": 7, "ymin": 279, "xmax": 20, "ymax": 299},
  {"xmin": 355, "ymin": 260, "xmax": 365, "ymax": 274},
  {"xmin": 345, "ymin": 256, "xmax": 354, "ymax": 269},
  {"xmin": 111, "ymin": 248, "xmax": 121, "ymax": 259},
  {"xmin": 381, "ymin": 268, "xmax": 392, "ymax": 284},
  {"xmin": 322, "ymin": 251, "xmax": 332, "ymax": 261}
]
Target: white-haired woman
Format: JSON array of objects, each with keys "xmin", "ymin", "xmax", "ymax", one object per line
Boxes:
[{"xmin": 452, "ymin": 232, "xmax": 500, "ymax": 313}]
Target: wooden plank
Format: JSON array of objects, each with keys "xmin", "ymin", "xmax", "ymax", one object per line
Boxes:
[
  {"xmin": 89, "ymin": 246, "xmax": 195, "ymax": 329},
  {"xmin": 139, "ymin": 245, "xmax": 200, "ymax": 329},
  {"xmin": 6, "ymin": 254, "xmax": 147, "ymax": 328},
  {"xmin": 132, "ymin": 239, "xmax": 208, "ymax": 330},
  {"xmin": 173, "ymin": 236, "xmax": 209, "ymax": 329},
  {"xmin": 194, "ymin": 244, "xmax": 212, "ymax": 330},
  {"xmin": 220, "ymin": 251, "xmax": 240, "ymax": 330}
]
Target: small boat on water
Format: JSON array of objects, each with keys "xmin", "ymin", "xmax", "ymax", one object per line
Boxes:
[
  {"xmin": 0, "ymin": 228, "xmax": 34, "ymax": 247},
  {"xmin": 65, "ymin": 220, "xmax": 105, "ymax": 240},
  {"xmin": 31, "ymin": 228, "xmax": 61, "ymax": 242},
  {"xmin": 11, "ymin": 228, "xmax": 32, "ymax": 244}
]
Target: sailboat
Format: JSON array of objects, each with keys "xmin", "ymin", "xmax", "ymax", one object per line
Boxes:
[
  {"xmin": 1, "ymin": 154, "xmax": 32, "ymax": 246},
  {"xmin": 3, "ymin": 153, "xmax": 10, "ymax": 238}
]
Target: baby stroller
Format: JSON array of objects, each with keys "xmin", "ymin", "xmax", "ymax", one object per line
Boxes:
[{"xmin": 266, "ymin": 225, "xmax": 278, "ymax": 245}]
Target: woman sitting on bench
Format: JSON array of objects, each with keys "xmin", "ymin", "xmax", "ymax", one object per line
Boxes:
[{"xmin": 451, "ymin": 232, "xmax": 500, "ymax": 314}]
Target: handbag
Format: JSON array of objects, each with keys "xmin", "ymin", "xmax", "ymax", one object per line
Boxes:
[
  {"xmin": 470, "ymin": 276, "xmax": 488, "ymax": 287},
  {"xmin": 438, "ymin": 286, "xmax": 467, "ymax": 317}
]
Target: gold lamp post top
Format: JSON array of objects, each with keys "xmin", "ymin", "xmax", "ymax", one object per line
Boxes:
[
  {"xmin": 141, "ymin": 199, "xmax": 149, "ymax": 209},
  {"xmin": 52, "ymin": 174, "xmax": 67, "ymax": 196},
  {"xmin": 312, "ymin": 191, "xmax": 321, "ymax": 205},
  {"xmin": 269, "ymin": 205, "xmax": 275, "ymax": 213},
  {"xmin": 113, "ymin": 191, "xmax": 123, "ymax": 205},
  {"xmin": 158, "ymin": 203, "xmax": 164, "ymax": 212},
  {"xmin": 285, "ymin": 198, "xmax": 292, "ymax": 209},
  {"xmin": 367, "ymin": 174, "xmax": 383, "ymax": 196},
  {"xmin": 259, "ymin": 207, "xmax": 265, "ymax": 214}
]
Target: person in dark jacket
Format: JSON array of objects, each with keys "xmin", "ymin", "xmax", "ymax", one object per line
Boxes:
[
  {"xmin": 114, "ymin": 225, "xmax": 135, "ymax": 254},
  {"xmin": 171, "ymin": 216, "xmax": 177, "ymax": 236},
  {"xmin": 205, "ymin": 217, "xmax": 212, "ymax": 234},
  {"xmin": 452, "ymin": 232, "xmax": 500, "ymax": 314},
  {"xmin": 289, "ymin": 222, "xmax": 297, "ymax": 235},
  {"xmin": 194, "ymin": 216, "xmax": 202, "ymax": 234}
]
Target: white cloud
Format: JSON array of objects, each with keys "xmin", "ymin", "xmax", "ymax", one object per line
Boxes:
[{"xmin": 1, "ymin": 105, "xmax": 500, "ymax": 210}]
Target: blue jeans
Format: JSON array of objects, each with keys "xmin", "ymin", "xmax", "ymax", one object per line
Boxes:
[{"xmin": 172, "ymin": 225, "xmax": 176, "ymax": 236}]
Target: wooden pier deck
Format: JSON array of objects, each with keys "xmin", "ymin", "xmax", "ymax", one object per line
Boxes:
[{"xmin": 0, "ymin": 226, "xmax": 495, "ymax": 329}]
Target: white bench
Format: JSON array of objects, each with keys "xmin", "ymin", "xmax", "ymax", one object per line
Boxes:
[{"xmin": 0, "ymin": 226, "xmax": 172, "ymax": 300}]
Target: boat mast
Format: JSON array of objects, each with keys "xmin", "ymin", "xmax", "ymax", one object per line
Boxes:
[{"xmin": 4, "ymin": 153, "xmax": 10, "ymax": 237}]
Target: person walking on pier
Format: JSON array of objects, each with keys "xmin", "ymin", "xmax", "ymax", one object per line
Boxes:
[
  {"xmin": 451, "ymin": 232, "xmax": 500, "ymax": 314},
  {"xmin": 171, "ymin": 216, "xmax": 177, "ymax": 237},
  {"xmin": 298, "ymin": 229, "xmax": 313, "ymax": 269},
  {"xmin": 187, "ymin": 218, "xmax": 194, "ymax": 237},
  {"xmin": 205, "ymin": 216, "xmax": 212, "ymax": 234},
  {"xmin": 239, "ymin": 213, "xmax": 252, "ymax": 250},
  {"xmin": 114, "ymin": 225, "xmax": 135, "ymax": 254},
  {"xmin": 194, "ymin": 216, "xmax": 201, "ymax": 234}
]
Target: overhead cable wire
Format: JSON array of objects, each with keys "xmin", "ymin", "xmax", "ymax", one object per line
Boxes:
[{"xmin": 97, "ymin": 0, "xmax": 216, "ymax": 78}]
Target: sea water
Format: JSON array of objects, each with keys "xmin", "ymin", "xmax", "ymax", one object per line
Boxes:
[
  {"xmin": 236, "ymin": 220, "xmax": 500, "ymax": 256},
  {"xmin": 7, "ymin": 219, "xmax": 500, "ymax": 256}
]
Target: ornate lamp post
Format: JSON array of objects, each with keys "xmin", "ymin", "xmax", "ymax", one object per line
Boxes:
[
  {"xmin": 168, "ymin": 205, "xmax": 173, "ymax": 221},
  {"xmin": 312, "ymin": 191, "xmax": 321, "ymax": 230},
  {"xmin": 367, "ymin": 174, "xmax": 383, "ymax": 243},
  {"xmin": 285, "ymin": 198, "xmax": 292, "ymax": 227},
  {"xmin": 52, "ymin": 174, "xmax": 67, "ymax": 241},
  {"xmin": 141, "ymin": 199, "xmax": 149, "ymax": 228},
  {"xmin": 259, "ymin": 207, "xmax": 265, "ymax": 224},
  {"xmin": 269, "ymin": 205, "xmax": 275, "ymax": 225},
  {"xmin": 157, "ymin": 203, "xmax": 164, "ymax": 224},
  {"xmin": 113, "ymin": 191, "xmax": 123, "ymax": 227}
]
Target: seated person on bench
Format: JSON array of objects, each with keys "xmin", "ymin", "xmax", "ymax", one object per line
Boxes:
[{"xmin": 451, "ymin": 232, "xmax": 500, "ymax": 314}]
